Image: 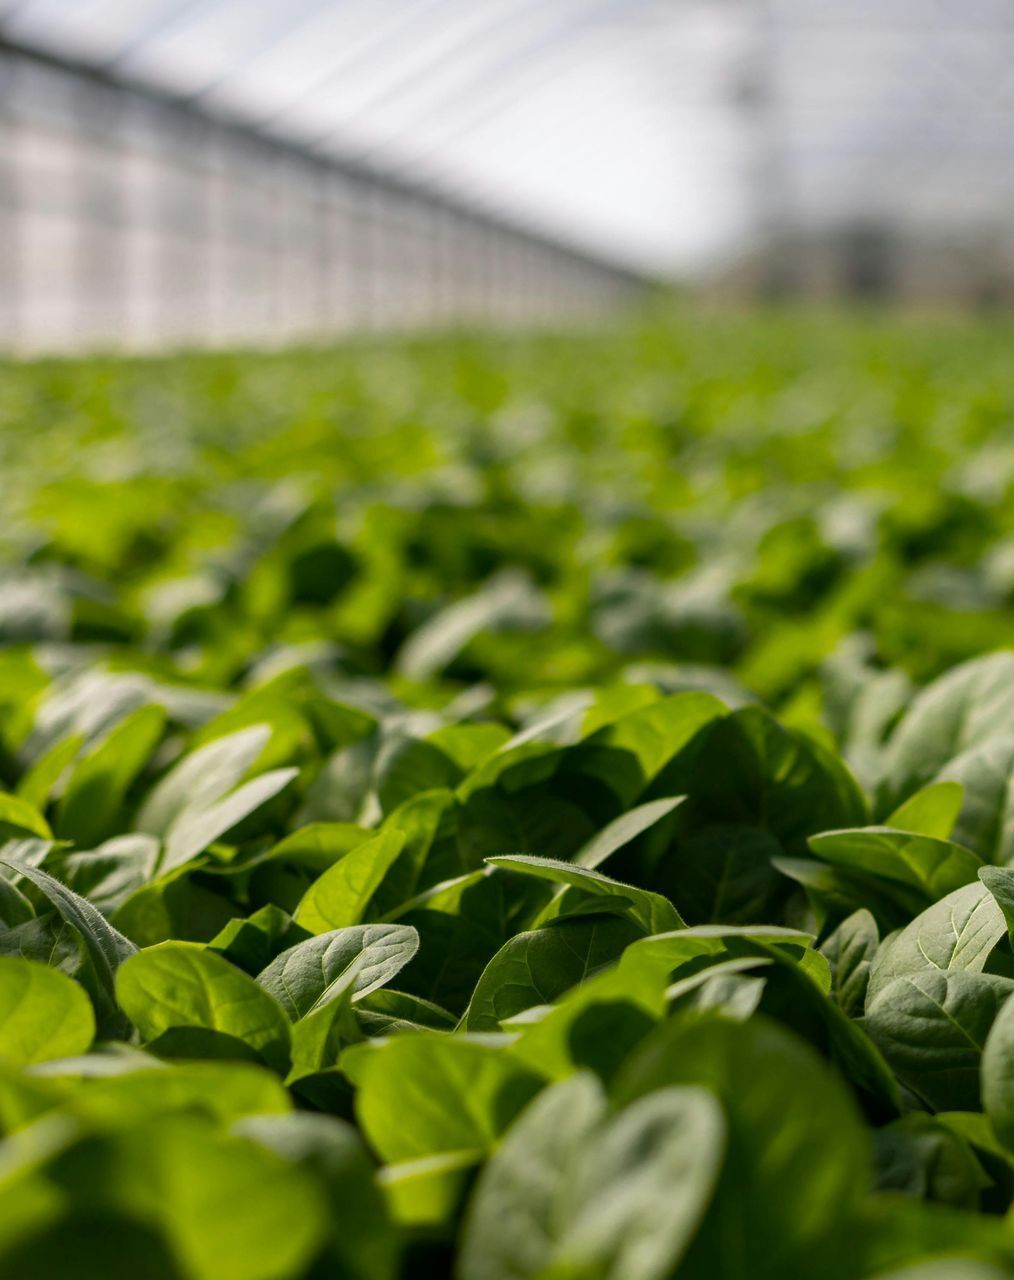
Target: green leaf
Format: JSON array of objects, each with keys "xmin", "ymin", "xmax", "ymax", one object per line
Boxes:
[
  {"xmin": 428, "ymin": 723, "xmax": 511, "ymax": 772},
  {"xmin": 395, "ymin": 570, "xmax": 546, "ymax": 681},
  {"xmin": 455, "ymin": 782, "xmax": 596, "ymax": 871},
  {"xmin": 0, "ymin": 878, "xmax": 34, "ymax": 930},
  {"xmin": 563, "ymin": 693, "xmax": 726, "ymax": 808},
  {"xmin": 936, "ymin": 735, "xmax": 1014, "ymax": 864},
  {"xmin": 508, "ymin": 960, "xmax": 666, "ymax": 1082},
  {"xmin": 749, "ymin": 944, "xmax": 902, "ymax": 1115},
  {"xmin": 300, "ymin": 735, "xmax": 384, "ymax": 825},
  {"xmin": 66, "ymin": 1058, "xmax": 292, "ymax": 1126},
  {"xmin": 18, "ymin": 1115, "xmax": 330, "ymax": 1280},
  {"xmin": 666, "ymin": 958, "xmax": 770, "ymax": 1021},
  {"xmin": 208, "ymin": 904, "xmax": 296, "ymax": 974},
  {"xmin": 878, "ymin": 653, "xmax": 1014, "ymax": 812},
  {"xmin": 865, "ymin": 971, "xmax": 1014, "ymax": 1111},
  {"xmin": 615, "ymin": 1012, "xmax": 869, "ymax": 1280},
  {"xmin": 57, "ymin": 705, "xmax": 166, "ymax": 848},
  {"xmin": 392, "ymin": 870, "xmax": 528, "ymax": 1014},
  {"xmin": 676, "ymin": 706, "xmax": 869, "ymax": 852},
  {"xmin": 0, "ymin": 916, "xmax": 83, "ymax": 980},
  {"xmin": 379, "ymin": 1150, "xmax": 482, "ymax": 1229},
  {"xmin": 146, "ymin": 1026, "xmax": 264, "ymax": 1064},
  {"xmin": 619, "ymin": 927, "xmax": 893, "ymax": 1112},
  {"xmin": 488, "ymin": 853, "xmax": 684, "ymax": 934},
  {"xmin": 115, "ymin": 941, "xmax": 291, "ymax": 1072},
  {"xmin": 113, "ymin": 871, "xmax": 237, "ymax": 948},
  {"xmin": 772, "ymin": 853, "xmax": 928, "ymax": 931},
  {"xmin": 15, "ymin": 734, "xmax": 84, "ymax": 812},
  {"xmin": 546, "ymin": 1087, "xmax": 725, "ymax": 1280},
  {"xmin": 979, "ymin": 865, "xmax": 1014, "ymax": 942},
  {"xmin": 160, "ymin": 767, "xmax": 299, "ymax": 874},
  {"xmin": 235, "ymin": 1112, "xmax": 397, "ymax": 1280},
  {"xmin": 293, "ymin": 831, "xmax": 405, "ymax": 933},
  {"xmin": 821, "ymin": 908, "xmax": 879, "ymax": 1017},
  {"xmin": 661, "ymin": 825, "xmax": 786, "ymax": 925},
  {"xmin": 342, "ymin": 1032, "xmax": 543, "ymax": 1162},
  {"xmin": 886, "ymin": 781, "xmax": 965, "ymax": 839},
  {"xmin": 458, "ymin": 1074, "xmax": 726, "ymax": 1280},
  {"xmin": 618, "ymin": 924, "xmax": 825, "ymax": 993},
  {"xmin": 872, "ymin": 1113, "xmax": 990, "ymax": 1209},
  {"xmin": 355, "ymin": 988, "xmax": 457, "ymax": 1036},
  {"xmin": 0, "ymin": 794, "xmax": 52, "ymax": 841},
  {"xmin": 256, "ymin": 820, "xmax": 371, "ymax": 867},
  {"xmin": 867, "ymin": 882, "xmax": 1007, "ymax": 1006},
  {"xmin": 571, "ymin": 796, "xmax": 684, "ymax": 870},
  {"xmin": 59, "ymin": 833, "xmax": 160, "ymax": 915},
  {"xmin": 1, "ymin": 860, "xmax": 136, "ymax": 1034},
  {"xmin": 808, "ymin": 827, "xmax": 982, "ymax": 903},
  {"xmin": 465, "ymin": 914, "xmax": 645, "ymax": 1031},
  {"xmin": 852, "ymin": 1195, "xmax": 1014, "ymax": 1274},
  {"xmin": 372, "ymin": 732, "xmax": 462, "ymax": 817},
  {"xmin": 136, "ymin": 724, "xmax": 273, "ymax": 836},
  {"xmin": 866, "ymin": 1264, "xmax": 1011, "ymax": 1280},
  {"xmin": 981, "ymin": 991, "xmax": 1014, "ymax": 1152},
  {"xmin": 257, "ymin": 923, "xmax": 419, "ymax": 1016},
  {"xmin": 0, "ymin": 957, "xmax": 94, "ymax": 1065},
  {"xmin": 369, "ymin": 788, "xmax": 455, "ymax": 915},
  {"xmin": 287, "ymin": 968, "xmax": 362, "ymax": 1081},
  {"xmin": 246, "ymin": 822, "xmax": 372, "ymax": 913}
]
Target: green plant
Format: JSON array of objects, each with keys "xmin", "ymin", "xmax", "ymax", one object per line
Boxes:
[{"xmin": 2, "ymin": 310, "xmax": 1014, "ymax": 1277}]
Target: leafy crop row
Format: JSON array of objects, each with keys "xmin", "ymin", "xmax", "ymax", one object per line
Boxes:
[{"xmin": 1, "ymin": 314, "xmax": 1014, "ymax": 1279}]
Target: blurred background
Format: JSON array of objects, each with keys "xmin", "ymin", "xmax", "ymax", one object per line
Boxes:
[{"xmin": 2, "ymin": 0, "xmax": 1014, "ymax": 353}]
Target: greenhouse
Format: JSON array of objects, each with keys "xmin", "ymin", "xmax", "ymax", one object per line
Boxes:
[{"xmin": 2, "ymin": 4, "xmax": 1014, "ymax": 1279}]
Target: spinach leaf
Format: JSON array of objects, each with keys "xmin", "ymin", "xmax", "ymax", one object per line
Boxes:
[
  {"xmin": 0, "ymin": 957, "xmax": 94, "ymax": 1065},
  {"xmin": 865, "ymin": 971, "xmax": 1014, "ymax": 1111},
  {"xmin": 116, "ymin": 941, "xmax": 291, "ymax": 1072}
]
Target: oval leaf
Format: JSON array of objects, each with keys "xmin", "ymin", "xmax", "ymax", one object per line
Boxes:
[
  {"xmin": 116, "ymin": 941, "xmax": 291, "ymax": 1072},
  {"xmin": 0, "ymin": 956, "xmax": 94, "ymax": 1065}
]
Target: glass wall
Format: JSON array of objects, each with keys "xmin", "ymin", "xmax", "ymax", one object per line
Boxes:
[{"xmin": 0, "ymin": 43, "xmax": 641, "ymax": 354}]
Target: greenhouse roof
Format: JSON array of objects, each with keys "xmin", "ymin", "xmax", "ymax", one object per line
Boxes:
[{"xmin": 3, "ymin": 0, "xmax": 1014, "ymax": 273}]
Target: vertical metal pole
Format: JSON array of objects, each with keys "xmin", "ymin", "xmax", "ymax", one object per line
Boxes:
[
  {"xmin": 252, "ymin": 139, "xmax": 273, "ymax": 344},
  {"xmin": 444, "ymin": 207, "xmax": 459, "ymax": 328},
  {"xmin": 351, "ymin": 178, "xmax": 377, "ymax": 332},
  {"xmin": 741, "ymin": 0, "xmax": 791, "ymax": 298},
  {"xmin": 72, "ymin": 77, "xmax": 96, "ymax": 349},
  {"xmin": 332, "ymin": 173, "xmax": 352, "ymax": 335},
  {"xmin": 155, "ymin": 109, "xmax": 177, "ymax": 346},
  {"xmin": 312, "ymin": 166, "xmax": 329, "ymax": 339},
  {"xmin": 370, "ymin": 186, "xmax": 386, "ymax": 332},
  {"xmin": 268, "ymin": 147, "xmax": 284, "ymax": 343},
  {"xmin": 422, "ymin": 199, "xmax": 438, "ymax": 326},
  {"xmin": 124, "ymin": 95, "xmax": 150, "ymax": 349},
  {"xmin": 78, "ymin": 79, "xmax": 127, "ymax": 350},
  {"xmin": 480, "ymin": 220, "xmax": 494, "ymax": 327},
  {"xmin": 206, "ymin": 125, "xmax": 226, "ymax": 346},
  {"xmin": 432, "ymin": 203, "xmax": 448, "ymax": 327},
  {"xmin": 199, "ymin": 118, "xmax": 215, "ymax": 346}
]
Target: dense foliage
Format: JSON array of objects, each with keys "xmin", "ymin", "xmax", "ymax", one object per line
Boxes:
[{"xmin": 2, "ymin": 311, "xmax": 1014, "ymax": 1279}]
